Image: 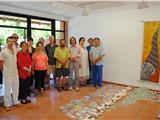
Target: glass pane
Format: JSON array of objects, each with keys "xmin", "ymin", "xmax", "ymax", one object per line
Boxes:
[
  {"xmin": 56, "ymin": 32, "xmax": 64, "ymax": 39},
  {"xmin": 0, "ymin": 14, "xmax": 27, "ymax": 27},
  {"xmin": 55, "ymin": 32, "xmax": 65, "ymax": 45},
  {"xmin": 31, "ymin": 19, "xmax": 51, "ymax": 29},
  {"xmin": 31, "ymin": 30, "xmax": 51, "ymax": 47},
  {"xmin": 0, "ymin": 27, "xmax": 27, "ymax": 47},
  {"xmin": 55, "ymin": 20, "xmax": 64, "ymax": 30}
]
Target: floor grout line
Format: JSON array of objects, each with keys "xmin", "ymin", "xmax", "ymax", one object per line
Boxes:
[{"xmin": 136, "ymin": 101, "xmax": 150, "ymax": 120}]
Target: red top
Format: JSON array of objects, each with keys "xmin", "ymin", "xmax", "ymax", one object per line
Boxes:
[{"xmin": 17, "ymin": 50, "xmax": 32, "ymax": 79}]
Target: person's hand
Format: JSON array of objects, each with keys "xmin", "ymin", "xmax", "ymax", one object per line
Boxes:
[
  {"xmin": 70, "ymin": 57, "xmax": 73, "ymax": 62},
  {"xmin": 28, "ymin": 68, "xmax": 32, "ymax": 72},
  {"xmin": 27, "ymin": 72, "xmax": 31, "ymax": 77},
  {"xmin": 79, "ymin": 64, "xmax": 81, "ymax": 68},
  {"xmin": 73, "ymin": 57, "xmax": 76, "ymax": 62},
  {"xmin": 32, "ymin": 70, "xmax": 35, "ymax": 75},
  {"xmin": 92, "ymin": 60, "xmax": 96, "ymax": 64},
  {"xmin": 95, "ymin": 59, "xmax": 98, "ymax": 63},
  {"xmin": 71, "ymin": 57, "xmax": 76, "ymax": 62},
  {"xmin": 64, "ymin": 60, "xmax": 68, "ymax": 65},
  {"xmin": 0, "ymin": 66, "xmax": 3, "ymax": 71},
  {"xmin": 0, "ymin": 61, "xmax": 3, "ymax": 71}
]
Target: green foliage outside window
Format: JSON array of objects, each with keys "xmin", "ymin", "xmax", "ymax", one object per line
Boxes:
[
  {"xmin": 0, "ymin": 14, "xmax": 65, "ymax": 48},
  {"xmin": 0, "ymin": 17, "xmax": 27, "ymax": 47}
]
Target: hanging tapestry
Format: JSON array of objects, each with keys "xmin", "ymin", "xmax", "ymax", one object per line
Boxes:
[{"xmin": 141, "ymin": 22, "xmax": 160, "ymax": 83}]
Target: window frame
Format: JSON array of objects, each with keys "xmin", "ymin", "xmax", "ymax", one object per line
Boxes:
[{"xmin": 0, "ymin": 10, "xmax": 65, "ymax": 45}]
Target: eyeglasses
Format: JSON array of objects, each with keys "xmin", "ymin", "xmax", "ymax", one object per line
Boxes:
[{"xmin": 13, "ymin": 37, "xmax": 19, "ymax": 39}]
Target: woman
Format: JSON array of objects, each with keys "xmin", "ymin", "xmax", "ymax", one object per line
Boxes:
[
  {"xmin": 79, "ymin": 37, "xmax": 89, "ymax": 85},
  {"xmin": 32, "ymin": 42, "xmax": 48, "ymax": 94},
  {"xmin": 17, "ymin": 41, "xmax": 32, "ymax": 104},
  {"xmin": 69, "ymin": 36, "xmax": 81, "ymax": 91},
  {"xmin": 27, "ymin": 37, "xmax": 35, "ymax": 90}
]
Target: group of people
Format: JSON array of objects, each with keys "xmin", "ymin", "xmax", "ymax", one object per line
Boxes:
[{"xmin": 0, "ymin": 33, "xmax": 105, "ymax": 111}]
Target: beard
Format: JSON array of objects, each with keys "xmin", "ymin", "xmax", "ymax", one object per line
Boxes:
[{"xmin": 60, "ymin": 44, "xmax": 65, "ymax": 48}]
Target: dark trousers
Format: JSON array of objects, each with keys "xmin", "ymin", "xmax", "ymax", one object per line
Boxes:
[
  {"xmin": 28, "ymin": 75, "xmax": 34, "ymax": 87},
  {"xmin": 0, "ymin": 70, "xmax": 2, "ymax": 84},
  {"xmin": 34, "ymin": 70, "xmax": 47, "ymax": 89},
  {"xmin": 87, "ymin": 64, "xmax": 92, "ymax": 84},
  {"xmin": 19, "ymin": 77, "xmax": 30, "ymax": 100}
]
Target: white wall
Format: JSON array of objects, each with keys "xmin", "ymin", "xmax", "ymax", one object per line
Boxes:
[
  {"xmin": 0, "ymin": 4, "xmax": 69, "ymax": 21},
  {"xmin": 69, "ymin": 6, "xmax": 160, "ymax": 90}
]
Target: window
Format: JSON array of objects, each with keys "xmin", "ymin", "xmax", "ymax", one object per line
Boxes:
[
  {"xmin": 31, "ymin": 29, "xmax": 51, "ymax": 46},
  {"xmin": 55, "ymin": 20, "xmax": 64, "ymax": 31},
  {"xmin": 0, "ymin": 14, "xmax": 27, "ymax": 27},
  {"xmin": 31, "ymin": 19, "xmax": 52, "ymax": 46},
  {"xmin": 55, "ymin": 32, "xmax": 64, "ymax": 39},
  {"xmin": 31, "ymin": 19, "xmax": 51, "ymax": 29},
  {"xmin": 0, "ymin": 11, "xmax": 66, "ymax": 48},
  {"xmin": 0, "ymin": 28, "xmax": 27, "ymax": 46},
  {"xmin": 0, "ymin": 14, "xmax": 27, "ymax": 47},
  {"xmin": 55, "ymin": 20, "xmax": 65, "ymax": 44}
]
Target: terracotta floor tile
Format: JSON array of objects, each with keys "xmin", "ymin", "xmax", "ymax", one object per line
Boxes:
[
  {"xmin": 137, "ymin": 101, "xmax": 160, "ymax": 120},
  {"xmin": 0, "ymin": 84, "xmax": 159, "ymax": 120}
]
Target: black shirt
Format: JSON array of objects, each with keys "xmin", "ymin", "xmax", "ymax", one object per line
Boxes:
[{"xmin": 45, "ymin": 44, "xmax": 58, "ymax": 65}]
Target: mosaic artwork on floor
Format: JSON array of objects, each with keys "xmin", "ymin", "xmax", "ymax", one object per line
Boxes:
[{"xmin": 60, "ymin": 84, "xmax": 160, "ymax": 120}]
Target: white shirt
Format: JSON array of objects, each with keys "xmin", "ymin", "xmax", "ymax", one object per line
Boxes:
[
  {"xmin": 0, "ymin": 47, "xmax": 18, "ymax": 79},
  {"xmin": 70, "ymin": 45, "xmax": 81, "ymax": 62},
  {"xmin": 13, "ymin": 44, "xmax": 20, "ymax": 53}
]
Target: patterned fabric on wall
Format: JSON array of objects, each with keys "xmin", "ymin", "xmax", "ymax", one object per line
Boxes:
[{"xmin": 141, "ymin": 22, "xmax": 160, "ymax": 83}]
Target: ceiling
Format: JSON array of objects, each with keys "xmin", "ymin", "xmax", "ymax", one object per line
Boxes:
[{"xmin": 0, "ymin": 1, "xmax": 160, "ymax": 20}]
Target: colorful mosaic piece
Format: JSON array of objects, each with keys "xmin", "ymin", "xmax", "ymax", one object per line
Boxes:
[
  {"xmin": 60, "ymin": 85, "xmax": 159, "ymax": 120},
  {"xmin": 60, "ymin": 85, "xmax": 131, "ymax": 120},
  {"xmin": 122, "ymin": 87, "xmax": 159, "ymax": 106}
]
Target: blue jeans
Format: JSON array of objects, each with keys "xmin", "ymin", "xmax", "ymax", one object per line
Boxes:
[{"xmin": 91, "ymin": 65, "xmax": 103, "ymax": 87}]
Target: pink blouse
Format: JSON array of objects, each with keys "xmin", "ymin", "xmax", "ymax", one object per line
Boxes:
[{"xmin": 32, "ymin": 52, "xmax": 48, "ymax": 70}]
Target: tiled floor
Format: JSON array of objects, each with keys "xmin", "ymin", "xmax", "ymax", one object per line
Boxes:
[{"xmin": 0, "ymin": 83, "xmax": 160, "ymax": 120}]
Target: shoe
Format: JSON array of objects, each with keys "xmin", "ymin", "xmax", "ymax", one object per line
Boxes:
[
  {"xmin": 40, "ymin": 88, "xmax": 44, "ymax": 93},
  {"xmin": 98, "ymin": 85, "xmax": 102, "ymax": 88},
  {"xmin": 25, "ymin": 97, "xmax": 31, "ymax": 103},
  {"xmin": 75, "ymin": 87, "xmax": 79, "ymax": 91},
  {"xmin": 14, "ymin": 102, "xmax": 20, "ymax": 107},
  {"xmin": 63, "ymin": 87, "xmax": 68, "ymax": 91},
  {"xmin": 21, "ymin": 99, "xmax": 27, "ymax": 104},
  {"xmin": 38, "ymin": 88, "xmax": 41, "ymax": 92},
  {"xmin": 158, "ymin": 113, "xmax": 160, "ymax": 119},
  {"xmin": 44, "ymin": 87, "xmax": 48, "ymax": 90},
  {"xmin": 96, "ymin": 86, "xmax": 101, "ymax": 89},
  {"xmin": 34, "ymin": 89, "xmax": 40, "ymax": 96},
  {"xmin": 4, "ymin": 106, "xmax": 11, "ymax": 111},
  {"xmin": 14, "ymin": 104, "xmax": 19, "ymax": 107},
  {"xmin": 69, "ymin": 86, "xmax": 72, "ymax": 91},
  {"xmin": 58, "ymin": 87, "xmax": 62, "ymax": 92}
]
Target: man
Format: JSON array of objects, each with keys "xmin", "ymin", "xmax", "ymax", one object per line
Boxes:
[
  {"xmin": 12, "ymin": 33, "xmax": 20, "ymax": 51},
  {"xmin": 54, "ymin": 39, "xmax": 70, "ymax": 92},
  {"xmin": 0, "ymin": 66, "xmax": 2, "ymax": 85},
  {"xmin": 0, "ymin": 43, "xmax": 2, "ymax": 86},
  {"xmin": 45, "ymin": 35, "xmax": 58, "ymax": 89},
  {"xmin": 0, "ymin": 36, "xmax": 19, "ymax": 111},
  {"xmin": 90, "ymin": 37, "xmax": 105, "ymax": 87},
  {"xmin": 86, "ymin": 38, "xmax": 94, "ymax": 84},
  {"xmin": 39, "ymin": 37, "xmax": 45, "ymax": 46}
]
